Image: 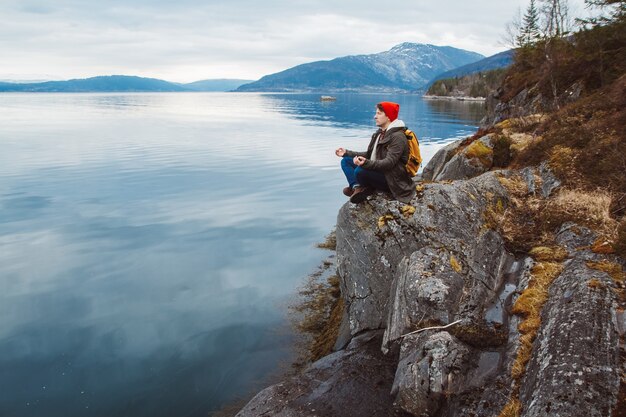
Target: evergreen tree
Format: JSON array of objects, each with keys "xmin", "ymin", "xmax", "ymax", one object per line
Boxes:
[
  {"xmin": 580, "ymin": 0, "xmax": 625, "ymax": 26},
  {"xmin": 517, "ymin": 0, "xmax": 542, "ymax": 46}
]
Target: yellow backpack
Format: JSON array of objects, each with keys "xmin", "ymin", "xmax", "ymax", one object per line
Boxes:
[{"xmin": 404, "ymin": 128, "xmax": 422, "ymax": 176}]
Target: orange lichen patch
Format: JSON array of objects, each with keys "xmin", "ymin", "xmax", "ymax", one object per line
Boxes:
[
  {"xmin": 495, "ymin": 119, "xmax": 514, "ymax": 130},
  {"xmin": 400, "ymin": 205, "xmax": 416, "ymax": 218},
  {"xmin": 586, "ymin": 261, "xmax": 625, "ymax": 284},
  {"xmin": 450, "ymin": 255, "xmax": 462, "ymax": 273},
  {"xmin": 591, "ymin": 238, "xmax": 615, "ymax": 254},
  {"xmin": 464, "ymin": 139, "xmax": 493, "ymax": 167},
  {"xmin": 528, "ymin": 246, "xmax": 568, "ymax": 262},
  {"xmin": 377, "ymin": 214, "xmax": 395, "ymax": 228},
  {"xmin": 415, "ymin": 184, "xmax": 426, "ymax": 193}
]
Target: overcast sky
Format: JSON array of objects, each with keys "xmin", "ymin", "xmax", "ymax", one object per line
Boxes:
[{"xmin": 0, "ymin": 0, "xmax": 592, "ymax": 83}]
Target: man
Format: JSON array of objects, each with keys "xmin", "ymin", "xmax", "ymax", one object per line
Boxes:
[{"xmin": 335, "ymin": 101, "xmax": 416, "ymax": 204}]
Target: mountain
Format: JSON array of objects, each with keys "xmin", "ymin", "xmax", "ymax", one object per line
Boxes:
[
  {"xmin": 235, "ymin": 43, "xmax": 485, "ymax": 92},
  {"xmin": 0, "ymin": 75, "xmax": 187, "ymax": 92},
  {"xmin": 426, "ymin": 49, "xmax": 514, "ymax": 85},
  {"xmin": 182, "ymin": 79, "xmax": 253, "ymax": 91},
  {"xmin": 0, "ymin": 76, "xmax": 253, "ymax": 92}
]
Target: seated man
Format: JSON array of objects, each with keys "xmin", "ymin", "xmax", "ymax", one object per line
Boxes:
[{"xmin": 335, "ymin": 101, "xmax": 416, "ymax": 204}]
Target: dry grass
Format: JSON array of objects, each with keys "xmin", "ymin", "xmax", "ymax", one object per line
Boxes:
[
  {"xmin": 586, "ymin": 261, "xmax": 625, "ymax": 285},
  {"xmin": 542, "ymin": 189, "xmax": 617, "ymax": 235},
  {"xmin": 510, "ymin": 261, "xmax": 563, "ymax": 381},
  {"xmin": 488, "ymin": 174, "xmax": 550, "ymax": 252},
  {"xmin": 508, "ymin": 132, "xmax": 538, "ymax": 156},
  {"xmin": 591, "ymin": 237, "xmax": 616, "ymax": 254},
  {"xmin": 498, "ymin": 397, "xmax": 522, "ymax": 417},
  {"xmin": 492, "ymin": 134, "xmax": 513, "ymax": 168},
  {"xmin": 616, "ymin": 220, "xmax": 626, "ymax": 258},
  {"xmin": 528, "ymin": 246, "xmax": 568, "ymax": 262},
  {"xmin": 493, "ymin": 171, "xmax": 620, "ymax": 253},
  {"xmin": 511, "ymin": 75, "xmax": 626, "ymax": 219},
  {"xmin": 497, "ymin": 114, "xmax": 547, "ymax": 133}
]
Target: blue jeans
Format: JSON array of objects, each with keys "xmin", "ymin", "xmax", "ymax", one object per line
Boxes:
[{"xmin": 341, "ymin": 156, "xmax": 390, "ymax": 192}]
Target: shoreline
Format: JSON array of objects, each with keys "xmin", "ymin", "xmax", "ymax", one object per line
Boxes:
[{"xmin": 422, "ymin": 94, "xmax": 486, "ymax": 102}]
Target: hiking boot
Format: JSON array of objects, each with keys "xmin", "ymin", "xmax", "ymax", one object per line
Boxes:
[
  {"xmin": 349, "ymin": 187, "xmax": 373, "ymax": 204},
  {"xmin": 343, "ymin": 186, "xmax": 354, "ymax": 197}
]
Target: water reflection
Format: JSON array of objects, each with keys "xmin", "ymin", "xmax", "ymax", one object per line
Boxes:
[
  {"xmin": 0, "ymin": 92, "xmax": 484, "ymax": 417},
  {"xmin": 260, "ymin": 93, "xmax": 484, "ymax": 142}
]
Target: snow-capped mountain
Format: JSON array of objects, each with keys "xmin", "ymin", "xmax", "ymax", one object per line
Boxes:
[{"xmin": 236, "ymin": 43, "xmax": 485, "ymax": 92}]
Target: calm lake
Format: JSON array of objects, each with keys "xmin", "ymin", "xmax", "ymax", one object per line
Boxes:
[{"xmin": 0, "ymin": 92, "xmax": 484, "ymax": 417}]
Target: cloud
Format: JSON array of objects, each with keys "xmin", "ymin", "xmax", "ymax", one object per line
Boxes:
[{"xmin": 0, "ymin": 0, "xmax": 591, "ymax": 82}]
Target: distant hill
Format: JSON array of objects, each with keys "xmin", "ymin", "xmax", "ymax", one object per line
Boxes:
[
  {"xmin": 182, "ymin": 79, "xmax": 253, "ymax": 91},
  {"xmin": 0, "ymin": 75, "xmax": 187, "ymax": 92},
  {"xmin": 236, "ymin": 43, "xmax": 485, "ymax": 92},
  {"xmin": 0, "ymin": 76, "xmax": 254, "ymax": 92},
  {"xmin": 426, "ymin": 50, "xmax": 514, "ymax": 86},
  {"xmin": 425, "ymin": 68, "xmax": 508, "ymax": 98}
]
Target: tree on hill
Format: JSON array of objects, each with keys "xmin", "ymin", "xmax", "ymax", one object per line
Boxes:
[
  {"xmin": 517, "ymin": 0, "xmax": 542, "ymax": 46},
  {"xmin": 540, "ymin": 0, "xmax": 571, "ymax": 36},
  {"xmin": 580, "ymin": 0, "xmax": 625, "ymax": 26}
]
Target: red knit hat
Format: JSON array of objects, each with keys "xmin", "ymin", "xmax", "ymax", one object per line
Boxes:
[{"xmin": 378, "ymin": 101, "xmax": 400, "ymax": 122}]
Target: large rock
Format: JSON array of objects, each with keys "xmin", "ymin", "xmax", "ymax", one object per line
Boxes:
[
  {"xmin": 421, "ymin": 135, "xmax": 500, "ymax": 182},
  {"xmin": 518, "ymin": 224, "xmax": 622, "ymax": 417},
  {"xmin": 235, "ymin": 331, "xmax": 412, "ymax": 417},
  {"xmin": 421, "ymin": 139, "xmax": 461, "ymax": 181},
  {"xmin": 336, "ymin": 171, "xmax": 511, "ymax": 347},
  {"xmin": 336, "ymin": 171, "xmax": 524, "ymax": 416},
  {"xmin": 392, "ymin": 331, "xmax": 470, "ymax": 416},
  {"xmin": 238, "ymin": 165, "xmax": 624, "ymax": 417}
]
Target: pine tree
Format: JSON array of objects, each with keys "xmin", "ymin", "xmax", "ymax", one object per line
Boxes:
[
  {"xmin": 580, "ymin": 0, "xmax": 626, "ymax": 26},
  {"xmin": 517, "ymin": 0, "xmax": 542, "ymax": 46}
]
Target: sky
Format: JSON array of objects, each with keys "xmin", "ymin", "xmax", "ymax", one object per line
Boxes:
[{"xmin": 0, "ymin": 0, "xmax": 593, "ymax": 83}]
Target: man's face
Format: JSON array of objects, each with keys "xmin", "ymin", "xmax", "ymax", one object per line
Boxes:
[{"xmin": 374, "ymin": 108, "xmax": 390, "ymax": 127}]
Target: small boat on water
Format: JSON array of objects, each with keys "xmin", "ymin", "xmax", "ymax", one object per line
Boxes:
[{"xmin": 320, "ymin": 95, "xmax": 337, "ymax": 101}]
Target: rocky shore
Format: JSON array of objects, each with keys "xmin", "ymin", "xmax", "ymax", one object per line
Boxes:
[
  {"xmin": 234, "ymin": 128, "xmax": 625, "ymax": 416},
  {"xmin": 234, "ymin": 18, "xmax": 626, "ymax": 415}
]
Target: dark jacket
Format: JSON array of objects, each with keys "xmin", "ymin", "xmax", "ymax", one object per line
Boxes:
[{"xmin": 345, "ymin": 119, "xmax": 416, "ymax": 203}]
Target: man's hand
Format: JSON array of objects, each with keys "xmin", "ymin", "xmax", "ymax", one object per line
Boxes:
[
  {"xmin": 335, "ymin": 147, "xmax": 346, "ymax": 157},
  {"xmin": 354, "ymin": 156, "xmax": 366, "ymax": 166}
]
